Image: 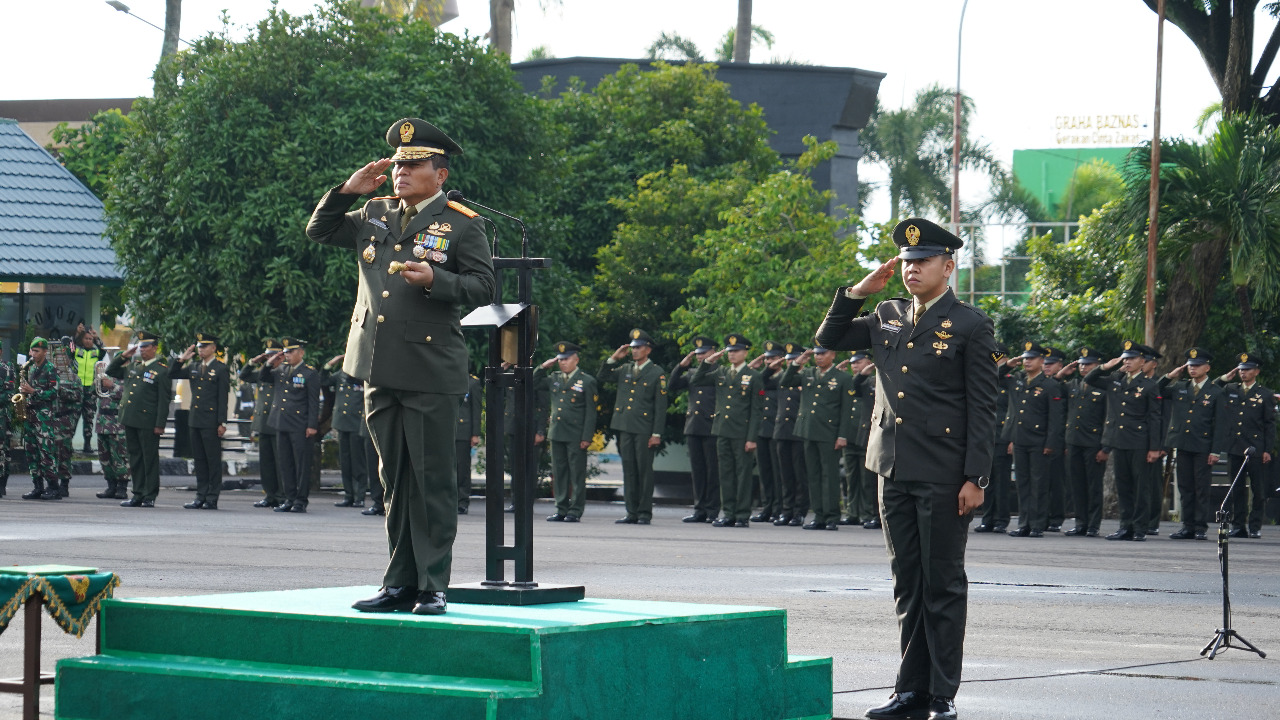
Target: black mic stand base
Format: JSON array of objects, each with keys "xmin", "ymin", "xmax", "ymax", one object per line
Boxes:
[{"xmin": 1201, "ymin": 628, "xmax": 1266, "ymax": 660}]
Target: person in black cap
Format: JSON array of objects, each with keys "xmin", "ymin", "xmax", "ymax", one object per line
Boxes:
[
  {"xmin": 1214, "ymin": 352, "xmax": 1275, "ymax": 538},
  {"xmin": 816, "ymin": 217, "xmax": 997, "ymax": 720},
  {"xmin": 748, "ymin": 340, "xmax": 786, "ymax": 523},
  {"xmin": 1084, "ymin": 341, "xmax": 1163, "ymax": 541},
  {"xmin": 692, "ymin": 334, "xmax": 764, "ymax": 527},
  {"xmin": 600, "ymin": 329, "xmax": 668, "ymax": 525},
  {"xmin": 1140, "ymin": 346, "xmax": 1171, "ymax": 535},
  {"xmin": 669, "ymin": 335, "xmax": 721, "ymax": 523},
  {"xmin": 1053, "ymin": 346, "xmax": 1108, "ymax": 536},
  {"xmin": 1159, "ymin": 347, "xmax": 1227, "ymax": 540},
  {"xmin": 974, "ymin": 349, "xmax": 1015, "ymax": 533},
  {"xmin": 322, "ymin": 353, "xmax": 370, "ymax": 509},
  {"xmin": 309, "ymin": 117, "xmax": 495, "ymax": 615},
  {"xmin": 171, "ymin": 333, "xmax": 230, "ymax": 510},
  {"xmin": 1040, "ymin": 346, "xmax": 1069, "ymax": 531},
  {"xmin": 107, "ymin": 332, "xmax": 172, "ymax": 507},
  {"xmin": 1002, "ymin": 342, "xmax": 1065, "ymax": 538},
  {"xmin": 771, "ymin": 342, "xmax": 810, "ymax": 526},
  {"xmin": 535, "ymin": 341, "xmax": 598, "ymax": 522},
  {"xmin": 257, "ymin": 338, "xmax": 320, "ymax": 513},
  {"xmin": 241, "ymin": 339, "xmax": 284, "ymax": 508},
  {"xmin": 838, "ymin": 350, "xmax": 877, "ymax": 526},
  {"xmin": 779, "ymin": 345, "xmax": 855, "ymax": 531}
]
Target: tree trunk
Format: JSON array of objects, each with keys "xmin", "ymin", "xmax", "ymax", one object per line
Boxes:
[
  {"xmin": 1151, "ymin": 233, "xmax": 1231, "ymax": 373},
  {"xmin": 1235, "ymin": 284, "xmax": 1257, "ymax": 345},
  {"xmin": 733, "ymin": 0, "xmax": 752, "ymax": 63},
  {"xmin": 1220, "ymin": 5, "xmax": 1256, "ymax": 115},
  {"xmin": 489, "ymin": 0, "xmax": 514, "ymax": 57},
  {"xmin": 161, "ymin": 0, "xmax": 182, "ymax": 60}
]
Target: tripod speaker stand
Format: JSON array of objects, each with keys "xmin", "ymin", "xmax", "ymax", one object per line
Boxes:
[{"xmin": 1201, "ymin": 447, "xmax": 1266, "ymax": 660}]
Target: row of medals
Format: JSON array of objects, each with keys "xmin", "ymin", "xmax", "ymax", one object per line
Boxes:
[{"xmin": 362, "ymin": 236, "xmax": 447, "ymax": 265}]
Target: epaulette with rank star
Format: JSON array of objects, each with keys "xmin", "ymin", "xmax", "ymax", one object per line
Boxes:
[
  {"xmin": 448, "ymin": 200, "xmax": 479, "ymax": 218},
  {"xmin": 371, "ymin": 196, "xmax": 398, "ymax": 201}
]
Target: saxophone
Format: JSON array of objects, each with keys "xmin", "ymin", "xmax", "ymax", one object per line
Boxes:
[
  {"xmin": 94, "ymin": 349, "xmax": 116, "ymax": 398},
  {"xmin": 10, "ymin": 361, "xmax": 30, "ymax": 424}
]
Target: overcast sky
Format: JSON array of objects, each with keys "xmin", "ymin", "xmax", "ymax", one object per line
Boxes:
[{"xmin": 4, "ymin": 0, "xmax": 1263, "ymax": 226}]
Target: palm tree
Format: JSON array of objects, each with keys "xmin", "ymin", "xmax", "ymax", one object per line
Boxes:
[{"xmin": 860, "ymin": 84, "xmax": 1002, "ymax": 222}]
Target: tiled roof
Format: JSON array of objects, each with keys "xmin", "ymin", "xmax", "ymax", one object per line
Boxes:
[{"xmin": 0, "ymin": 118, "xmax": 121, "ymax": 283}]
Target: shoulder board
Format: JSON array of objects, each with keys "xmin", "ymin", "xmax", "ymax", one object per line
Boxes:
[
  {"xmin": 371, "ymin": 195, "xmax": 399, "ymax": 201},
  {"xmin": 448, "ymin": 200, "xmax": 479, "ymax": 218}
]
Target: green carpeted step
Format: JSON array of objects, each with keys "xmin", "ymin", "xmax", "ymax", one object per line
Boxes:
[{"xmin": 783, "ymin": 655, "xmax": 835, "ymax": 720}]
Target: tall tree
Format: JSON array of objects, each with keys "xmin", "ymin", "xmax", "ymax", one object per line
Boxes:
[
  {"xmin": 161, "ymin": 0, "xmax": 182, "ymax": 60},
  {"xmin": 489, "ymin": 0, "xmax": 515, "ymax": 56},
  {"xmin": 733, "ymin": 0, "xmax": 752, "ymax": 62}
]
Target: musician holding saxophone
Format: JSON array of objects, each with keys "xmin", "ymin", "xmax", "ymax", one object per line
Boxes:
[
  {"xmin": 18, "ymin": 338, "xmax": 60, "ymax": 500},
  {"xmin": 0, "ymin": 339, "xmax": 14, "ymax": 498}
]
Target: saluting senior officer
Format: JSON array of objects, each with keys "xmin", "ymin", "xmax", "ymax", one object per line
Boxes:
[
  {"xmin": 815, "ymin": 218, "xmax": 998, "ymax": 720},
  {"xmin": 307, "ymin": 118, "xmax": 495, "ymax": 616}
]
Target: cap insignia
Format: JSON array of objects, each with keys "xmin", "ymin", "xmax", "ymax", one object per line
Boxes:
[
  {"xmin": 1124, "ymin": 340, "xmax": 1133, "ymax": 350},
  {"xmin": 905, "ymin": 225, "xmax": 921, "ymax": 246},
  {"xmin": 1241, "ymin": 353, "xmax": 1249, "ymax": 362},
  {"xmin": 1189, "ymin": 349, "xmax": 1198, "ymax": 359},
  {"xmin": 631, "ymin": 329, "xmax": 641, "ymax": 339},
  {"xmin": 400, "ymin": 122, "xmax": 414, "ymax": 143},
  {"xmin": 557, "ymin": 343, "xmax": 566, "ymax": 353},
  {"xmin": 1024, "ymin": 341, "xmax": 1033, "ymax": 351}
]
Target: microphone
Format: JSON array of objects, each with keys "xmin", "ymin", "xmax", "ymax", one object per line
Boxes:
[
  {"xmin": 446, "ymin": 190, "xmax": 529, "ymax": 255},
  {"xmin": 1244, "ymin": 446, "xmax": 1257, "ymax": 457}
]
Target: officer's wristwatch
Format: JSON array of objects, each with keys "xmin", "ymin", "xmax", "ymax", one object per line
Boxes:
[{"xmin": 965, "ymin": 475, "xmax": 990, "ymax": 490}]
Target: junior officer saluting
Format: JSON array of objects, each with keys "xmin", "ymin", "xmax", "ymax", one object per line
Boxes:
[
  {"xmin": 107, "ymin": 332, "xmax": 173, "ymax": 508},
  {"xmin": 170, "ymin": 333, "xmax": 230, "ymax": 510},
  {"xmin": 536, "ymin": 342, "xmax": 597, "ymax": 522},
  {"xmin": 815, "ymin": 218, "xmax": 998, "ymax": 720}
]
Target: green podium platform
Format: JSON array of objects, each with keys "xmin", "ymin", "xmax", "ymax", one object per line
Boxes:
[{"xmin": 54, "ymin": 587, "xmax": 832, "ymax": 720}]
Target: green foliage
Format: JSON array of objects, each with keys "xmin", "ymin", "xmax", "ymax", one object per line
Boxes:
[
  {"xmin": 106, "ymin": 1, "xmax": 546, "ymax": 361},
  {"xmin": 670, "ymin": 138, "xmax": 862, "ymax": 347},
  {"xmin": 646, "ymin": 33, "xmax": 704, "ymax": 62},
  {"xmin": 714, "ymin": 25, "xmax": 775, "ymax": 63},
  {"xmin": 1055, "ymin": 159, "xmax": 1124, "ymax": 222},
  {"xmin": 46, "ymin": 109, "xmax": 133, "ymax": 200}
]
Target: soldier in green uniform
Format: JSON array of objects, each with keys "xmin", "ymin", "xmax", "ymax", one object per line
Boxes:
[
  {"xmin": 1085, "ymin": 341, "xmax": 1163, "ymax": 541},
  {"xmin": 19, "ymin": 338, "xmax": 60, "ymax": 500},
  {"xmin": 1040, "ymin": 346, "xmax": 1068, "ymax": 531},
  {"xmin": 771, "ymin": 342, "xmax": 810, "ymax": 526},
  {"xmin": 748, "ymin": 340, "xmax": 785, "ymax": 523},
  {"xmin": 817, "ymin": 218, "xmax": 997, "ymax": 720},
  {"xmin": 455, "ymin": 372, "xmax": 481, "ymax": 514},
  {"xmin": 779, "ymin": 345, "xmax": 854, "ymax": 531},
  {"xmin": 1003, "ymin": 342, "xmax": 1064, "ymax": 537},
  {"xmin": 1141, "ymin": 347, "xmax": 1170, "ymax": 535},
  {"xmin": 974, "ymin": 350, "xmax": 1014, "ymax": 533},
  {"xmin": 107, "ymin": 332, "xmax": 172, "ymax": 508},
  {"xmin": 73, "ymin": 327, "xmax": 106, "ymax": 453},
  {"xmin": 256, "ymin": 338, "xmax": 320, "ymax": 513},
  {"xmin": 1054, "ymin": 347, "xmax": 1108, "ymax": 536},
  {"xmin": 599, "ymin": 329, "xmax": 668, "ymax": 525},
  {"xmin": 1159, "ymin": 348, "xmax": 1227, "ymax": 540},
  {"xmin": 692, "ymin": 334, "xmax": 764, "ymax": 527},
  {"xmin": 309, "ymin": 118, "xmax": 495, "ymax": 616},
  {"xmin": 0, "ymin": 340, "xmax": 13, "ymax": 498},
  {"xmin": 241, "ymin": 339, "xmax": 284, "ymax": 507},
  {"xmin": 669, "ymin": 336, "xmax": 720, "ymax": 523},
  {"xmin": 838, "ymin": 351, "xmax": 877, "ymax": 525},
  {"xmin": 50, "ymin": 339, "xmax": 81, "ymax": 499},
  {"xmin": 323, "ymin": 353, "xmax": 369, "ymax": 508},
  {"xmin": 1215, "ymin": 353, "xmax": 1275, "ymax": 538},
  {"xmin": 536, "ymin": 342, "xmax": 598, "ymax": 522},
  {"xmin": 171, "ymin": 333, "xmax": 230, "ymax": 510},
  {"xmin": 94, "ymin": 359, "xmax": 132, "ymax": 500}
]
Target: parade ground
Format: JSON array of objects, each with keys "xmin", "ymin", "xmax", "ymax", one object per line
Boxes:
[{"xmin": 2, "ymin": 484, "xmax": 1277, "ymax": 720}]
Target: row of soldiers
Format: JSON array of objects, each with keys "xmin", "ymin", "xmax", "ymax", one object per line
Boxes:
[{"xmin": 988, "ymin": 341, "xmax": 1274, "ymax": 541}]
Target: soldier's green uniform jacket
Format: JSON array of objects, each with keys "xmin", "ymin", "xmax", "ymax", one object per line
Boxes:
[
  {"xmin": 598, "ymin": 358, "xmax": 668, "ymax": 436},
  {"xmin": 759, "ymin": 367, "xmax": 779, "ymax": 439},
  {"xmin": 851, "ymin": 372, "xmax": 875, "ymax": 450},
  {"xmin": 1063, "ymin": 377, "xmax": 1107, "ymax": 447},
  {"xmin": 1001, "ymin": 371, "xmax": 1065, "ymax": 451},
  {"xmin": 260, "ymin": 362, "xmax": 320, "ymax": 433},
  {"xmin": 0, "ymin": 359, "xmax": 14, "ymax": 435},
  {"xmin": 772, "ymin": 378, "xmax": 803, "ymax": 442},
  {"xmin": 456, "ymin": 375, "xmax": 481, "ymax": 441},
  {"xmin": 106, "ymin": 354, "xmax": 173, "ymax": 431},
  {"xmin": 535, "ymin": 366, "xmax": 598, "ymax": 444},
  {"xmin": 668, "ymin": 363, "xmax": 716, "ymax": 436},
  {"xmin": 815, "ymin": 288, "xmax": 998, "ymax": 482},
  {"xmin": 778, "ymin": 364, "xmax": 855, "ymax": 443},
  {"xmin": 306, "ymin": 188, "xmax": 496, "ymax": 393},
  {"xmin": 95, "ymin": 380, "xmax": 126, "ymax": 435},
  {"xmin": 240, "ymin": 363, "xmax": 277, "ymax": 436},
  {"xmin": 1158, "ymin": 376, "xmax": 1228, "ymax": 454},
  {"xmin": 323, "ymin": 369, "xmax": 366, "ymax": 434},
  {"xmin": 691, "ymin": 361, "xmax": 764, "ymax": 440},
  {"xmin": 170, "ymin": 357, "xmax": 229, "ymax": 428},
  {"xmin": 1213, "ymin": 379, "xmax": 1276, "ymax": 455},
  {"xmin": 1083, "ymin": 367, "xmax": 1163, "ymax": 451},
  {"xmin": 23, "ymin": 359, "xmax": 59, "ymax": 422}
]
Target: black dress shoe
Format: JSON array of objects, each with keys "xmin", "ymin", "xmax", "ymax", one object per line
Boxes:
[
  {"xmin": 1169, "ymin": 528, "xmax": 1195, "ymax": 540},
  {"xmin": 750, "ymin": 512, "xmax": 772, "ymax": 523},
  {"xmin": 973, "ymin": 523, "xmax": 993, "ymax": 533},
  {"xmin": 637, "ymin": 518, "xmax": 650, "ymax": 525},
  {"xmin": 1106, "ymin": 529, "xmax": 1134, "ymax": 541},
  {"xmin": 991, "ymin": 524, "xmax": 1007, "ymax": 533},
  {"xmin": 837, "ymin": 515, "xmax": 856, "ymax": 525},
  {"xmin": 352, "ymin": 501, "xmax": 364, "ymax": 508},
  {"xmin": 290, "ymin": 503, "xmax": 308, "ymax": 513},
  {"xmin": 563, "ymin": 515, "xmax": 580, "ymax": 522},
  {"xmin": 412, "ymin": 590, "xmax": 447, "ymax": 615},
  {"xmin": 202, "ymin": 501, "xmax": 218, "ymax": 510},
  {"xmin": 457, "ymin": 505, "xmax": 468, "ymax": 515},
  {"xmin": 773, "ymin": 514, "xmax": 791, "ymax": 526},
  {"xmin": 734, "ymin": 520, "xmax": 750, "ymax": 528},
  {"xmin": 866, "ymin": 691, "xmax": 929, "ymax": 720},
  {"xmin": 1133, "ymin": 533, "xmax": 1146, "ymax": 541},
  {"xmin": 712, "ymin": 517, "xmax": 734, "ymax": 527},
  {"xmin": 1007, "ymin": 526, "xmax": 1030, "ymax": 537},
  {"xmin": 1228, "ymin": 528, "xmax": 1248, "ymax": 538},
  {"xmin": 120, "ymin": 497, "xmax": 141, "ymax": 507},
  {"xmin": 334, "ymin": 499, "xmax": 355, "ymax": 507},
  {"xmin": 1086, "ymin": 529, "xmax": 1100, "ymax": 537},
  {"xmin": 546, "ymin": 513, "xmax": 567, "ymax": 522},
  {"xmin": 1029, "ymin": 530, "xmax": 1044, "ymax": 538},
  {"xmin": 363, "ymin": 504, "xmax": 385, "ymax": 516},
  {"xmin": 22, "ymin": 489, "xmax": 46, "ymax": 500},
  {"xmin": 253, "ymin": 498, "xmax": 279, "ymax": 508},
  {"xmin": 1046, "ymin": 524, "xmax": 1061, "ymax": 532},
  {"xmin": 788, "ymin": 516, "xmax": 804, "ymax": 526},
  {"xmin": 352, "ymin": 586, "xmax": 416, "ymax": 613},
  {"xmin": 184, "ymin": 501, "xmax": 205, "ymax": 510},
  {"xmin": 615, "ymin": 516, "xmax": 638, "ymax": 524},
  {"xmin": 863, "ymin": 518, "xmax": 882, "ymax": 530},
  {"xmin": 1064, "ymin": 526, "xmax": 1085, "ymax": 536},
  {"xmin": 682, "ymin": 513, "xmax": 709, "ymax": 523},
  {"xmin": 1195, "ymin": 532, "xmax": 1207, "ymax": 540},
  {"xmin": 274, "ymin": 503, "xmax": 295, "ymax": 513},
  {"xmin": 1249, "ymin": 530, "xmax": 1262, "ymax": 539},
  {"xmin": 927, "ymin": 695, "xmax": 957, "ymax": 720},
  {"xmin": 140, "ymin": 500, "xmax": 154, "ymax": 507},
  {"xmin": 42, "ymin": 490, "xmax": 60, "ymax": 500},
  {"xmin": 1147, "ymin": 528, "xmax": 1160, "ymax": 536},
  {"xmin": 802, "ymin": 521, "xmax": 822, "ymax": 530},
  {"xmin": 504, "ymin": 504, "xmax": 515, "ymax": 513},
  {"xmin": 825, "ymin": 522, "xmax": 839, "ymax": 531}
]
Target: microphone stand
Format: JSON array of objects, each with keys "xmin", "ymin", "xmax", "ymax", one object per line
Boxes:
[{"xmin": 1200, "ymin": 449, "xmax": 1267, "ymax": 659}]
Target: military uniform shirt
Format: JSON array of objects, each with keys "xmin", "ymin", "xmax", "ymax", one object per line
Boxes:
[
  {"xmin": 106, "ymin": 355, "xmax": 172, "ymax": 431},
  {"xmin": 599, "ymin": 359, "xmax": 668, "ymax": 436},
  {"xmin": 1084, "ymin": 367, "xmax": 1163, "ymax": 451},
  {"xmin": 536, "ymin": 366, "xmax": 598, "ymax": 445},
  {"xmin": 170, "ymin": 358, "xmax": 230, "ymax": 429}
]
